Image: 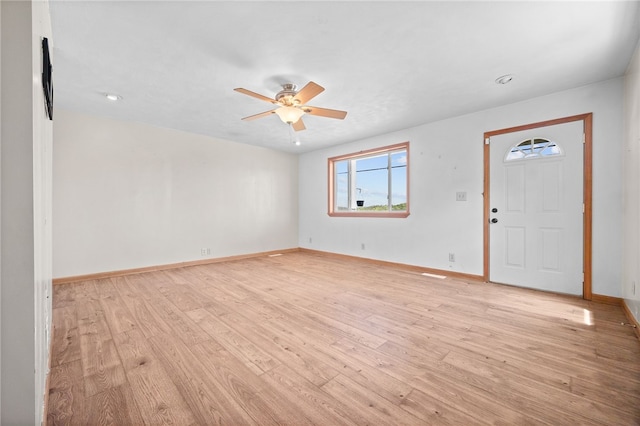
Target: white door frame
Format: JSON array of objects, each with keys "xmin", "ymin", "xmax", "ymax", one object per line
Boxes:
[{"xmin": 483, "ymin": 113, "xmax": 593, "ymax": 300}]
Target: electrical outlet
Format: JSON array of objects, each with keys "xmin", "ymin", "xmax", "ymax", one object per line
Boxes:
[
  {"xmin": 201, "ymin": 248, "xmax": 206, "ymax": 256},
  {"xmin": 361, "ymin": 243, "xmax": 366, "ymax": 250},
  {"xmin": 456, "ymin": 192, "xmax": 467, "ymax": 201},
  {"xmin": 206, "ymin": 248, "xmax": 211, "ymax": 255},
  {"xmin": 309, "ymin": 237, "xmax": 312, "ymax": 244},
  {"xmin": 449, "ymin": 253, "xmax": 455, "ymax": 262}
]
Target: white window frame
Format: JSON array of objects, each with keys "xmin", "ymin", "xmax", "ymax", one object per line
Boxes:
[{"xmin": 328, "ymin": 142, "xmax": 409, "ymax": 218}]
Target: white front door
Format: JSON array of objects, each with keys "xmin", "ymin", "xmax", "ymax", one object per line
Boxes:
[{"xmin": 489, "ymin": 121, "xmax": 583, "ymax": 295}]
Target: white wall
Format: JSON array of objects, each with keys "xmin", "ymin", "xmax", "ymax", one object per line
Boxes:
[
  {"xmin": 53, "ymin": 109, "xmax": 299, "ymax": 278},
  {"xmin": 299, "ymin": 78, "xmax": 623, "ymax": 297},
  {"xmin": 1, "ymin": 1, "xmax": 53, "ymax": 424},
  {"xmin": 623, "ymin": 39, "xmax": 640, "ymax": 322},
  {"xmin": 33, "ymin": 1, "xmax": 54, "ymax": 421}
]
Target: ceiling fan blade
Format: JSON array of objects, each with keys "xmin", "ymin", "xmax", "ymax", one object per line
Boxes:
[
  {"xmin": 234, "ymin": 88, "xmax": 277, "ymax": 104},
  {"xmin": 293, "ymin": 81, "xmax": 324, "ymax": 105},
  {"xmin": 241, "ymin": 110, "xmax": 276, "ymax": 121},
  {"xmin": 292, "ymin": 118, "xmax": 306, "ymax": 132},
  {"xmin": 303, "ymin": 106, "xmax": 347, "ymax": 120}
]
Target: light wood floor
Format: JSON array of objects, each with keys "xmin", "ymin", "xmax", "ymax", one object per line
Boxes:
[{"xmin": 47, "ymin": 251, "xmax": 640, "ymax": 425}]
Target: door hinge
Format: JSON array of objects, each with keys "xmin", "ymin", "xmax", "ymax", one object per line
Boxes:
[
  {"xmin": 485, "ymin": 137, "xmax": 490, "ymax": 145},
  {"xmin": 583, "ymin": 203, "xmax": 585, "ymax": 214},
  {"xmin": 582, "ymin": 133, "xmax": 585, "ymax": 144}
]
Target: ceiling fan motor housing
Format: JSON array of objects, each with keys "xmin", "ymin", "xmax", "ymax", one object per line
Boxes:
[{"xmin": 275, "ymin": 84, "xmax": 299, "ymax": 106}]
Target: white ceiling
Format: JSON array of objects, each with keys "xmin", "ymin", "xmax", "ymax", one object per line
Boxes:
[{"xmin": 49, "ymin": 1, "xmax": 640, "ymax": 153}]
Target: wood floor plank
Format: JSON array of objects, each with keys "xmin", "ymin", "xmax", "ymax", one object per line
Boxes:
[
  {"xmin": 148, "ymin": 332, "xmax": 257, "ymax": 425},
  {"xmin": 47, "ymin": 360, "xmax": 85, "ymax": 426},
  {"xmin": 190, "ymin": 340, "xmax": 308, "ymax": 425},
  {"xmin": 49, "ymin": 252, "xmax": 640, "ymax": 425},
  {"xmin": 156, "ymin": 271, "xmax": 207, "ymax": 312},
  {"xmin": 261, "ymin": 365, "xmax": 362, "ymax": 426},
  {"xmin": 72, "ymin": 280, "xmax": 100, "ymax": 302},
  {"xmin": 79, "ymin": 329, "xmax": 127, "ymax": 397},
  {"xmin": 331, "ymin": 337, "xmax": 427, "ymax": 380},
  {"xmin": 440, "ymin": 338, "xmax": 574, "ymax": 393},
  {"xmin": 222, "ymin": 310, "xmax": 340, "ymax": 386},
  {"xmin": 113, "ymin": 329, "xmax": 198, "ymax": 425},
  {"xmin": 146, "ymin": 296, "xmax": 211, "ymax": 346},
  {"xmin": 99, "ymin": 292, "xmax": 138, "ymax": 335},
  {"xmin": 403, "ymin": 307, "xmax": 640, "ymax": 390},
  {"xmin": 244, "ymin": 305, "xmax": 415, "ymax": 408},
  {"xmin": 94, "ymin": 278, "xmax": 121, "ymax": 299},
  {"xmin": 438, "ymin": 350, "xmax": 602, "ymax": 425},
  {"xmin": 51, "ymin": 305, "xmax": 81, "ymax": 366},
  {"xmin": 115, "ymin": 281, "xmax": 174, "ymax": 338},
  {"xmin": 122, "ymin": 273, "xmax": 167, "ymax": 301},
  {"xmin": 295, "ymin": 305, "xmax": 389, "ymax": 349},
  {"xmin": 186, "ymin": 308, "xmax": 279, "ymax": 374},
  {"xmin": 570, "ymin": 376, "xmax": 640, "ymax": 417},
  {"xmin": 157, "ymin": 285, "xmax": 206, "ymax": 312},
  {"xmin": 53, "ymin": 283, "xmax": 76, "ymax": 308},
  {"xmin": 410, "ymin": 366, "xmax": 553, "ymax": 425},
  {"xmin": 83, "ymin": 385, "xmax": 145, "ymax": 426},
  {"xmin": 320, "ymin": 373, "xmax": 421, "ymax": 426},
  {"xmin": 266, "ymin": 301, "xmax": 344, "ymax": 347},
  {"xmin": 77, "ymin": 303, "xmax": 110, "ymax": 338},
  {"xmin": 359, "ymin": 316, "xmax": 452, "ymax": 361},
  {"xmin": 398, "ymin": 387, "xmax": 483, "ymax": 425}
]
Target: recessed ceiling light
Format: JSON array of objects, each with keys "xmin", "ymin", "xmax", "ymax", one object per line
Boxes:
[
  {"xmin": 495, "ymin": 75, "xmax": 514, "ymax": 85},
  {"xmin": 105, "ymin": 93, "xmax": 121, "ymax": 101}
]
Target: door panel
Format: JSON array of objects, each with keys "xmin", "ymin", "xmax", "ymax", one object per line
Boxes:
[
  {"xmin": 505, "ymin": 165, "xmax": 525, "ymax": 212},
  {"xmin": 541, "ymin": 162, "xmax": 561, "ymax": 212},
  {"xmin": 539, "ymin": 228, "xmax": 561, "ymax": 271},
  {"xmin": 504, "ymin": 226, "xmax": 526, "ymax": 268},
  {"xmin": 489, "ymin": 121, "xmax": 583, "ymax": 295}
]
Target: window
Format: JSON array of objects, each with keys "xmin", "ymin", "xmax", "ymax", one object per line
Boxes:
[
  {"xmin": 328, "ymin": 142, "xmax": 409, "ymax": 217},
  {"xmin": 505, "ymin": 138, "xmax": 562, "ymax": 161}
]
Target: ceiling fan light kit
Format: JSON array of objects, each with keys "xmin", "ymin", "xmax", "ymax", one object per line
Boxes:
[
  {"xmin": 275, "ymin": 106, "xmax": 305, "ymax": 124},
  {"xmin": 234, "ymin": 81, "xmax": 347, "ymax": 132}
]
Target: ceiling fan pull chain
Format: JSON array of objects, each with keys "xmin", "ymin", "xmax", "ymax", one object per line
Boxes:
[{"xmin": 288, "ymin": 123, "xmax": 301, "ymax": 146}]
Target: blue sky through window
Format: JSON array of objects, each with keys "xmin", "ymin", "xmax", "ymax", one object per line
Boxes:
[{"xmin": 334, "ymin": 149, "xmax": 407, "ymax": 210}]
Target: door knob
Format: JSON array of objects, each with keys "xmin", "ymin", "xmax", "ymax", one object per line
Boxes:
[
  {"xmin": 490, "ymin": 218, "xmax": 498, "ymax": 224},
  {"xmin": 492, "ymin": 208, "xmax": 498, "ymax": 213}
]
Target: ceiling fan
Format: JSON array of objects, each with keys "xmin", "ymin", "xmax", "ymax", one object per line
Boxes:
[{"xmin": 234, "ymin": 81, "xmax": 347, "ymax": 131}]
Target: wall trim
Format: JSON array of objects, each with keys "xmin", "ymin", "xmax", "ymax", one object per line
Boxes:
[
  {"xmin": 591, "ymin": 294, "xmax": 622, "ymax": 306},
  {"xmin": 589, "ymin": 296, "xmax": 639, "ymax": 340},
  {"xmin": 299, "ymin": 248, "xmax": 485, "ymax": 282},
  {"xmin": 622, "ymin": 300, "xmax": 640, "ymax": 340},
  {"xmin": 52, "ymin": 248, "xmax": 300, "ymax": 285},
  {"xmin": 55, "ymin": 247, "xmax": 486, "ymax": 285}
]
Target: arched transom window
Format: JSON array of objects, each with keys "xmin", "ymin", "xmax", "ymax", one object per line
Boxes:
[{"xmin": 504, "ymin": 138, "xmax": 563, "ymax": 161}]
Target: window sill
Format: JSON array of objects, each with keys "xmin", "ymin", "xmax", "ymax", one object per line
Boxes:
[{"xmin": 328, "ymin": 211, "xmax": 410, "ymax": 218}]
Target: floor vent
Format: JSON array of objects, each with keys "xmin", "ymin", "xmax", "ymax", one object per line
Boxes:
[{"xmin": 421, "ymin": 272, "xmax": 447, "ymax": 279}]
